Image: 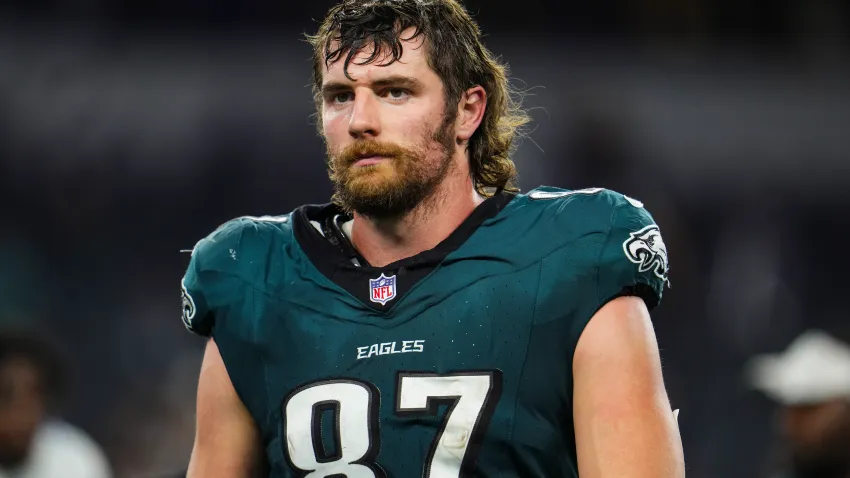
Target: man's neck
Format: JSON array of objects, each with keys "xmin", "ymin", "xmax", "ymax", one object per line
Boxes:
[{"xmin": 350, "ymin": 173, "xmax": 485, "ymax": 267}]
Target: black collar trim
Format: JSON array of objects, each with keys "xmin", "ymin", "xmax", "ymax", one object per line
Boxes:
[{"xmin": 292, "ymin": 192, "xmax": 515, "ymax": 311}]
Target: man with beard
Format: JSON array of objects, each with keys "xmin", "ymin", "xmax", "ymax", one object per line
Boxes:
[
  {"xmin": 181, "ymin": 1, "xmax": 684, "ymax": 477},
  {"xmin": 748, "ymin": 330, "xmax": 850, "ymax": 478}
]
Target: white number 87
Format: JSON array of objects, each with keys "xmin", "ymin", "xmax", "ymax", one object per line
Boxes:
[{"xmin": 283, "ymin": 371, "xmax": 502, "ymax": 478}]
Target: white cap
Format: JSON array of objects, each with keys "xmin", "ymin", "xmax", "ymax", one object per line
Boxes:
[{"xmin": 746, "ymin": 330, "xmax": 850, "ymax": 405}]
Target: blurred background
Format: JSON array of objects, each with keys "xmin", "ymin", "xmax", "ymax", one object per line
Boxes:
[{"xmin": 1, "ymin": 0, "xmax": 849, "ymax": 476}]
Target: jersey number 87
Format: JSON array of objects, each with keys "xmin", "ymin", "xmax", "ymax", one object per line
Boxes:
[{"xmin": 283, "ymin": 370, "xmax": 502, "ymax": 478}]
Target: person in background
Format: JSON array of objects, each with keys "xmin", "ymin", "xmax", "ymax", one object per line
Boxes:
[
  {"xmin": 0, "ymin": 329, "xmax": 111, "ymax": 478},
  {"xmin": 748, "ymin": 330, "xmax": 850, "ymax": 478}
]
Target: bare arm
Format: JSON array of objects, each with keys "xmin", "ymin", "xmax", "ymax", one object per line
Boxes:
[
  {"xmin": 573, "ymin": 296, "xmax": 685, "ymax": 478},
  {"xmin": 187, "ymin": 339, "xmax": 265, "ymax": 478}
]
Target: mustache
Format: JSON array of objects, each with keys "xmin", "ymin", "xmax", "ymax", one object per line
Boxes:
[{"xmin": 334, "ymin": 140, "xmax": 412, "ymax": 166}]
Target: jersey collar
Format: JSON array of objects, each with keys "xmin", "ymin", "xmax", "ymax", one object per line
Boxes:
[{"xmin": 292, "ymin": 192, "xmax": 515, "ymax": 312}]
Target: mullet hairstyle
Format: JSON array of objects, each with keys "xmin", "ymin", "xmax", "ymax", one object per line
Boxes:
[{"xmin": 306, "ymin": 0, "xmax": 530, "ymax": 195}]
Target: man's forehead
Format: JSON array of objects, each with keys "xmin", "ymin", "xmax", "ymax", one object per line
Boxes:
[{"xmin": 322, "ymin": 30, "xmax": 428, "ymax": 82}]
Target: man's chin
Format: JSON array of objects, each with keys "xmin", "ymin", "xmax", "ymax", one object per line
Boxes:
[
  {"xmin": 342, "ymin": 194, "xmax": 410, "ymax": 218},
  {"xmin": 336, "ymin": 182, "xmax": 427, "ymax": 218},
  {"xmin": 332, "ymin": 159, "xmax": 447, "ymax": 217}
]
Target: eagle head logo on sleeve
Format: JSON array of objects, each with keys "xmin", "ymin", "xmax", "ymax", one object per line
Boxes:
[
  {"xmin": 181, "ymin": 280, "xmax": 197, "ymax": 329},
  {"xmin": 623, "ymin": 225, "xmax": 670, "ymax": 284}
]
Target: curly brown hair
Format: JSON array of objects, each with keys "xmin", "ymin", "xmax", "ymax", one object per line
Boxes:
[{"xmin": 306, "ymin": 0, "xmax": 530, "ymax": 195}]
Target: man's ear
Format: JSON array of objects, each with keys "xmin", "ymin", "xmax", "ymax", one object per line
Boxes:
[{"xmin": 455, "ymin": 85, "xmax": 487, "ymax": 143}]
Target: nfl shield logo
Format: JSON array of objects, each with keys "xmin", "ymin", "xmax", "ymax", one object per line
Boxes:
[{"xmin": 369, "ymin": 273, "xmax": 397, "ymax": 305}]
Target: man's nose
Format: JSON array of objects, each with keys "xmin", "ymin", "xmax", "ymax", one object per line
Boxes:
[{"xmin": 348, "ymin": 91, "xmax": 381, "ymax": 139}]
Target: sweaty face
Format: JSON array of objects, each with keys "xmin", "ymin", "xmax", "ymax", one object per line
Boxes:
[{"xmin": 321, "ymin": 31, "xmax": 457, "ymax": 217}]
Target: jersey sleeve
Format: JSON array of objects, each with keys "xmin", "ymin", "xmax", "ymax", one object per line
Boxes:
[
  {"xmin": 596, "ymin": 200, "xmax": 669, "ymax": 311},
  {"xmin": 180, "ymin": 217, "xmax": 260, "ymax": 337}
]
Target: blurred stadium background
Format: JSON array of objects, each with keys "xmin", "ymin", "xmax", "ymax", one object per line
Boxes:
[{"xmin": 1, "ymin": 0, "xmax": 849, "ymax": 476}]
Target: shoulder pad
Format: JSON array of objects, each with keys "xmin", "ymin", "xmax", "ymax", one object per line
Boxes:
[
  {"xmin": 526, "ymin": 186, "xmax": 669, "ymax": 307},
  {"xmin": 192, "ymin": 215, "xmax": 292, "ymax": 274},
  {"xmin": 523, "ymin": 187, "xmax": 645, "ymax": 233},
  {"xmin": 181, "ymin": 214, "xmax": 292, "ymax": 336}
]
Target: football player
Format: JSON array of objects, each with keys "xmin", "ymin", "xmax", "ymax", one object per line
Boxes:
[{"xmin": 182, "ymin": 1, "xmax": 685, "ymax": 476}]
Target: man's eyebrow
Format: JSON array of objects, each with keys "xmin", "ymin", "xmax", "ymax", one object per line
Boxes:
[
  {"xmin": 321, "ymin": 75, "xmax": 424, "ymax": 95},
  {"xmin": 320, "ymin": 81, "xmax": 351, "ymax": 96},
  {"xmin": 371, "ymin": 76, "xmax": 423, "ymax": 89}
]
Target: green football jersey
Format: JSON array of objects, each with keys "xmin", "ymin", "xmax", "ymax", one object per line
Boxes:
[{"xmin": 180, "ymin": 187, "xmax": 669, "ymax": 478}]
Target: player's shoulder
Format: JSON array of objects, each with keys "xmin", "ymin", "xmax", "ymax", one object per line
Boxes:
[
  {"xmin": 514, "ymin": 186, "xmax": 654, "ymax": 233},
  {"xmin": 513, "ymin": 186, "xmax": 669, "ymax": 305},
  {"xmin": 180, "ymin": 211, "xmax": 299, "ymax": 336},
  {"xmin": 189, "ymin": 213, "xmax": 295, "ymax": 272}
]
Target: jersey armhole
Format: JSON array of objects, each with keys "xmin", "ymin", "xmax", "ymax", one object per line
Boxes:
[
  {"xmin": 566, "ymin": 203, "xmax": 660, "ymax": 380},
  {"xmin": 210, "ymin": 284, "xmax": 273, "ymax": 435},
  {"xmin": 564, "ymin": 212, "xmax": 615, "ymax": 376}
]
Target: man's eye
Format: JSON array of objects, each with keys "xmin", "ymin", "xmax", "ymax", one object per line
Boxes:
[
  {"xmin": 332, "ymin": 92, "xmax": 353, "ymax": 104},
  {"xmin": 385, "ymin": 88, "xmax": 409, "ymax": 100}
]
